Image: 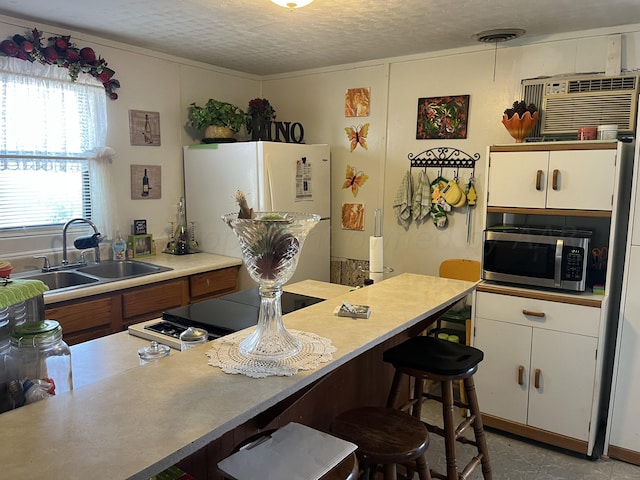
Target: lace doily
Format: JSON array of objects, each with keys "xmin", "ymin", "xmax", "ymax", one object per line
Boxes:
[{"xmin": 206, "ymin": 329, "xmax": 336, "ymax": 378}]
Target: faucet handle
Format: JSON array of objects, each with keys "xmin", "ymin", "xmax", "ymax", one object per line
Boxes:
[{"xmin": 33, "ymin": 255, "xmax": 51, "ymax": 272}]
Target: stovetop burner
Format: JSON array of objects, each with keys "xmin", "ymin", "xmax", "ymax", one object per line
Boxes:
[{"xmin": 142, "ymin": 287, "xmax": 324, "ymax": 343}]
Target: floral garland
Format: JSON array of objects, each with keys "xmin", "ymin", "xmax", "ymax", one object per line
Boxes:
[{"xmin": 0, "ymin": 28, "xmax": 120, "ymax": 99}]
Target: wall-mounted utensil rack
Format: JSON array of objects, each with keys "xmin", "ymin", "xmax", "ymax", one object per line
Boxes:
[{"xmin": 409, "ymin": 147, "xmax": 479, "ymax": 176}]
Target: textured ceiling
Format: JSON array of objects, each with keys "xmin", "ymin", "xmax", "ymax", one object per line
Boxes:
[{"xmin": 1, "ymin": 0, "xmax": 639, "ymax": 75}]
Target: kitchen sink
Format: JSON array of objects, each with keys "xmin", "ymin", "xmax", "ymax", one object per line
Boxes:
[
  {"xmin": 77, "ymin": 260, "xmax": 167, "ymax": 279},
  {"xmin": 15, "ymin": 260, "xmax": 173, "ymax": 293},
  {"xmin": 22, "ymin": 271, "xmax": 100, "ymax": 290}
]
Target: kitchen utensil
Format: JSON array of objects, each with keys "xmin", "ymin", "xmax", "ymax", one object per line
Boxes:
[{"xmin": 465, "ymin": 176, "xmax": 477, "ymax": 244}]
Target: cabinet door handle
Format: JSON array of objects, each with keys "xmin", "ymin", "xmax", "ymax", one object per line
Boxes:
[
  {"xmin": 522, "ymin": 309, "xmax": 545, "ymax": 318},
  {"xmin": 552, "ymin": 169, "xmax": 559, "ymax": 190},
  {"xmin": 518, "ymin": 365, "xmax": 525, "ymax": 385},
  {"xmin": 536, "ymin": 170, "xmax": 543, "ymax": 191},
  {"xmin": 534, "ymin": 368, "xmax": 541, "ymax": 389}
]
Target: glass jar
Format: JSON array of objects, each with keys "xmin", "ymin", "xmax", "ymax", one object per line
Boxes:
[
  {"xmin": 138, "ymin": 341, "xmax": 171, "ymax": 365},
  {"xmin": 179, "ymin": 326, "xmax": 208, "ymax": 351},
  {"xmin": 6, "ymin": 320, "xmax": 72, "ymax": 409}
]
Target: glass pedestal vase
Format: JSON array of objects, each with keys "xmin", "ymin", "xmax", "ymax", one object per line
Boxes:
[{"xmin": 223, "ymin": 212, "xmax": 320, "ymax": 361}]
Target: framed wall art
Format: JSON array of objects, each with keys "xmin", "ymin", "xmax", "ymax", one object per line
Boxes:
[
  {"xmin": 341, "ymin": 203, "xmax": 365, "ymax": 231},
  {"xmin": 416, "ymin": 95, "xmax": 469, "ymax": 140},
  {"xmin": 129, "ymin": 110, "xmax": 161, "ymax": 146},
  {"xmin": 131, "ymin": 164, "xmax": 161, "ymax": 199},
  {"xmin": 345, "ymin": 87, "xmax": 370, "ymax": 117}
]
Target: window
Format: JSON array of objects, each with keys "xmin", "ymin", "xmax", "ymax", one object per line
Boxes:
[{"xmin": 0, "ymin": 56, "xmax": 107, "ymax": 234}]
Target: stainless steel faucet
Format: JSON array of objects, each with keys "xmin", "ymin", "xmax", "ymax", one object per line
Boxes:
[{"xmin": 62, "ymin": 218, "xmax": 102, "ymax": 265}]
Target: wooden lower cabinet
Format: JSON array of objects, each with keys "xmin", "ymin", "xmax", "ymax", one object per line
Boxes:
[
  {"xmin": 45, "ymin": 266, "xmax": 239, "ymax": 346},
  {"xmin": 46, "ymin": 295, "xmax": 120, "ymax": 346}
]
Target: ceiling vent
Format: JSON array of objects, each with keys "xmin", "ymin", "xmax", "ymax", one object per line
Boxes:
[{"xmin": 521, "ymin": 74, "xmax": 639, "ymax": 138}]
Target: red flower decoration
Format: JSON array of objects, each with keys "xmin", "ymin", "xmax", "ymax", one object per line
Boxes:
[{"xmin": 0, "ymin": 28, "xmax": 121, "ymax": 100}]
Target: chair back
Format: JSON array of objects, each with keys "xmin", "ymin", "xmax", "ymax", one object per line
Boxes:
[{"xmin": 439, "ymin": 259, "xmax": 481, "ymax": 282}]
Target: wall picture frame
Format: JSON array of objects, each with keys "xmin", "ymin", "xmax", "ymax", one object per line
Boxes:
[
  {"xmin": 129, "ymin": 110, "xmax": 161, "ymax": 146},
  {"xmin": 416, "ymin": 95, "xmax": 470, "ymax": 140},
  {"xmin": 131, "ymin": 164, "xmax": 161, "ymax": 199}
]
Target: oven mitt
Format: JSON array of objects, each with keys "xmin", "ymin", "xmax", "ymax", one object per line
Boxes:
[
  {"xmin": 430, "ymin": 203, "xmax": 448, "ymax": 229},
  {"xmin": 412, "ymin": 170, "xmax": 431, "ymax": 222},
  {"xmin": 393, "ymin": 170, "xmax": 413, "ymax": 228}
]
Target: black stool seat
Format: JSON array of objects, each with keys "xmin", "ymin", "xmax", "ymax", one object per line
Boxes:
[
  {"xmin": 384, "ymin": 336, "xmax": 483, "ymax": 376},
  {"xmin": 384, "ymin": 337, "xmax": 492, "ymax": 480}
]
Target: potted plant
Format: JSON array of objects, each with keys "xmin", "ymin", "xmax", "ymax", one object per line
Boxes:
[
  {"xmin": 502, "ymin": 100, "xmax": 539, "ymax": 143},
  {"xmin": 246, "ymin": 98, "xmax": 276, "ymax": 141},
  {"xmin": 187, "ymin": 99, "xmax": 248, "ymax": 139}
]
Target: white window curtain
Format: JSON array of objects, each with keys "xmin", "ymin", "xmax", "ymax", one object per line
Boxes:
[{"xmin": 0, "ymin": 56, "xmax": 115, "ymax": 236}]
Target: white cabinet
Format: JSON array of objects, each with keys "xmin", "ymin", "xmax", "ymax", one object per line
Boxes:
[
  {"xmin": 474, "ymin": 290, "xmax": 601, "ymax": 449},
  {"xmin": 488, "ymin": 148, "xmax": 617, "ymax": 210}
]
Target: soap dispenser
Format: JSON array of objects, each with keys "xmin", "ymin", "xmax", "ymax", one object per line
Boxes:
[{"xmin": 113, "ymin": 231, "xmax": 126, "ymax": 261}]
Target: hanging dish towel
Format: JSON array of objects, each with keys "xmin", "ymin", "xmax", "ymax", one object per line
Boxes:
[
  {"xmin": 0, "ymin": 279, "xmax": 48, "ymax": 308},
  {"xmin": 412, "ymin": 170, "xmax": 431, "ymax": 222},
  {"xmin": 393, "ymin": 170, "xmax": 413, "ymax": 228}
]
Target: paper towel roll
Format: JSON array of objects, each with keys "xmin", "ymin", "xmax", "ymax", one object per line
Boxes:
[{"xmin": 369, "ymin": 236, "xmax": 384, "ymax": 283}]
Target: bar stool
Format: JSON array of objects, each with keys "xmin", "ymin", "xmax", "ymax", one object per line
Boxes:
[
  {"xmin": 332, "ymin": 406, "xmax": 432, "ymax": 480},
  {"xmin": 384, "ymin": 336, "xmax": 492, "ymax": 480}
]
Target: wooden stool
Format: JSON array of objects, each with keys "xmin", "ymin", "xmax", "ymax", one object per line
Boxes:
[
  {"xmin": 226, "ymin": 428, "xmax": 359, "ymax": 480},
  {"xmin": 332, "ymin": 406, "xmax": 432, "ymax": 480},
  {"xmin": 384, "ymin": 336, "xmax": 492, "ymax": 480}
]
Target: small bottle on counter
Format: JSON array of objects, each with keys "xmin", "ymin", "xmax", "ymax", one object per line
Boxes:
[
  {"xmin": 113, "ymin": 231, "xmax": 126, "ymax": 261},
  {"xmin": 127, "ymin": 239, "xmax": 134, "ymax": 260}
]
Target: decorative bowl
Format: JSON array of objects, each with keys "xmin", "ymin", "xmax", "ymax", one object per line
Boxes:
[{"xmin": 502, "ymin": 111, "xmax": 539, "ymax": 143}]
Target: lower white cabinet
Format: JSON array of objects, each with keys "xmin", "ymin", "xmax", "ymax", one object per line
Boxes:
[{"xmin": 474, "ymin": 291, "xmax": 600, "ymax": 444}]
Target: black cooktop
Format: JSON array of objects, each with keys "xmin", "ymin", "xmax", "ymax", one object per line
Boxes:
[{"xmin": 152, "ymin": 287, "xmax": 324, "ymax": 339}]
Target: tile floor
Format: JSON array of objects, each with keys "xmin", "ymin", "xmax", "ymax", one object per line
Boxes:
[{"xmin": 418, "ymin": 399, "xmax": 640, "ymax": 480}]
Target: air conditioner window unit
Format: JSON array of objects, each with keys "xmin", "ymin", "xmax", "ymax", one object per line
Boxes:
[{"xmin": 521, "ymin": 74, "xmax": 639, "ymax": 138}]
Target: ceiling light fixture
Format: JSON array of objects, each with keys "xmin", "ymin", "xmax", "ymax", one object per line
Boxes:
[{"xmin": 271, "ymin": 0, "xmax": 314, "ymax": 9}]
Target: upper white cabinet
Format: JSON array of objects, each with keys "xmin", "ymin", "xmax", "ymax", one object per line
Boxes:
[{"xmin": 488, "ymin": 145, "xmax": 618, "ymax": 211}]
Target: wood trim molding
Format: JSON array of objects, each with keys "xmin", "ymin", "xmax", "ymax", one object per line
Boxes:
[
  {"xmin": 486, "ymin": 206, "xmax": 611, "ymax": 218},
  {"xmin": 606, "ymin": 445, "xmax": 640, "ymax": 466},
  {"xmin": 490, "ymin": 142, "xmax": 618, "ymax": 153},
  {"xmin": 481, "ymin": 413, "xmax": 589, "ymax": 455},
  {"xmin": 477, "ymin": 283, "xmax": 603, "ymax": 308}
]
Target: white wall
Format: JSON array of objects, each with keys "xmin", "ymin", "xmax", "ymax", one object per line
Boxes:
[
  {"xmin": 2, "ymin": 13, "xmax": 640, "ymax": 281},
  {"xmin": 263, "ymin": 27, "xmax": 640, "ymax": 278}
]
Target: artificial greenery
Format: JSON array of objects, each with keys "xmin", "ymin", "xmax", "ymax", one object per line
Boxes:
[{"xmin": 187, "ymin": 99, "xmax": 248, "ymax": 132}]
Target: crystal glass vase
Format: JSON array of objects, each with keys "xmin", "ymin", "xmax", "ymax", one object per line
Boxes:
[{"xmin": 223, "ymin": 212, "xmax": 320, "ymax": 361}]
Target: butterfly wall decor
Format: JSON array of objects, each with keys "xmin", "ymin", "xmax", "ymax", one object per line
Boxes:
[
  {"xmin": 345, "ymin": 123, "xmax": 369, "ymax": 152},
  {"xmin": 342, "ymin": 164, "xmax": 369, "ymax": 197}
]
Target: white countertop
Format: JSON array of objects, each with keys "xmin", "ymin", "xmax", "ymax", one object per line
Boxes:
[
  {"xmin": 41, "ymin": 252, "xmax": 242, "ymax": 304},
  {"xmin": 0, "ymin": 273, "xmax": 476, "ymax": 479}
]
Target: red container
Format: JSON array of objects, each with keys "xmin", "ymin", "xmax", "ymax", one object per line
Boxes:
[{"xmin": 578, "ymin": 127, "xmax": 597, "ymax": 140}]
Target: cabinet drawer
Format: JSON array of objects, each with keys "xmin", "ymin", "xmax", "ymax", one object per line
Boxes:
[
  {"xmin": 46, "ymin": 296, "xmax": 118, "ymax": 345},
  {"xmin": 189, "ymin": 266, "xmax": 239, "ymax": 300},
  {"xmin": 475, "ymin": 291, "xmax": 600, "ymax": 337},
  {"xmin": 122, "ymin": 279, "xmax": 187, "ymax": 319}
]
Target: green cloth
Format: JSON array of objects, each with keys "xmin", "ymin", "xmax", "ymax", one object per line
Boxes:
[{"xmin": 0, "ymin": 279, "xmax": 49, "ymax": 308}]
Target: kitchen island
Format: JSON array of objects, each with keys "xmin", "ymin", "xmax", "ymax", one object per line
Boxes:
[{"xmin": 0, "ymin": 273, "xmax": 476, "ymax": 479}]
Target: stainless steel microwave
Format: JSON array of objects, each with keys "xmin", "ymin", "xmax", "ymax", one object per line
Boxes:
[{"xmin": 482, "ymin": 226, "xmax": 591, "ymax": 291}]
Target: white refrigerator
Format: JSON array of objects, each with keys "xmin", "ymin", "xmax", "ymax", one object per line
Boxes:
[{"xmin": 183, "ymin": 142, "xmax": 331, "ymax": 290}]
